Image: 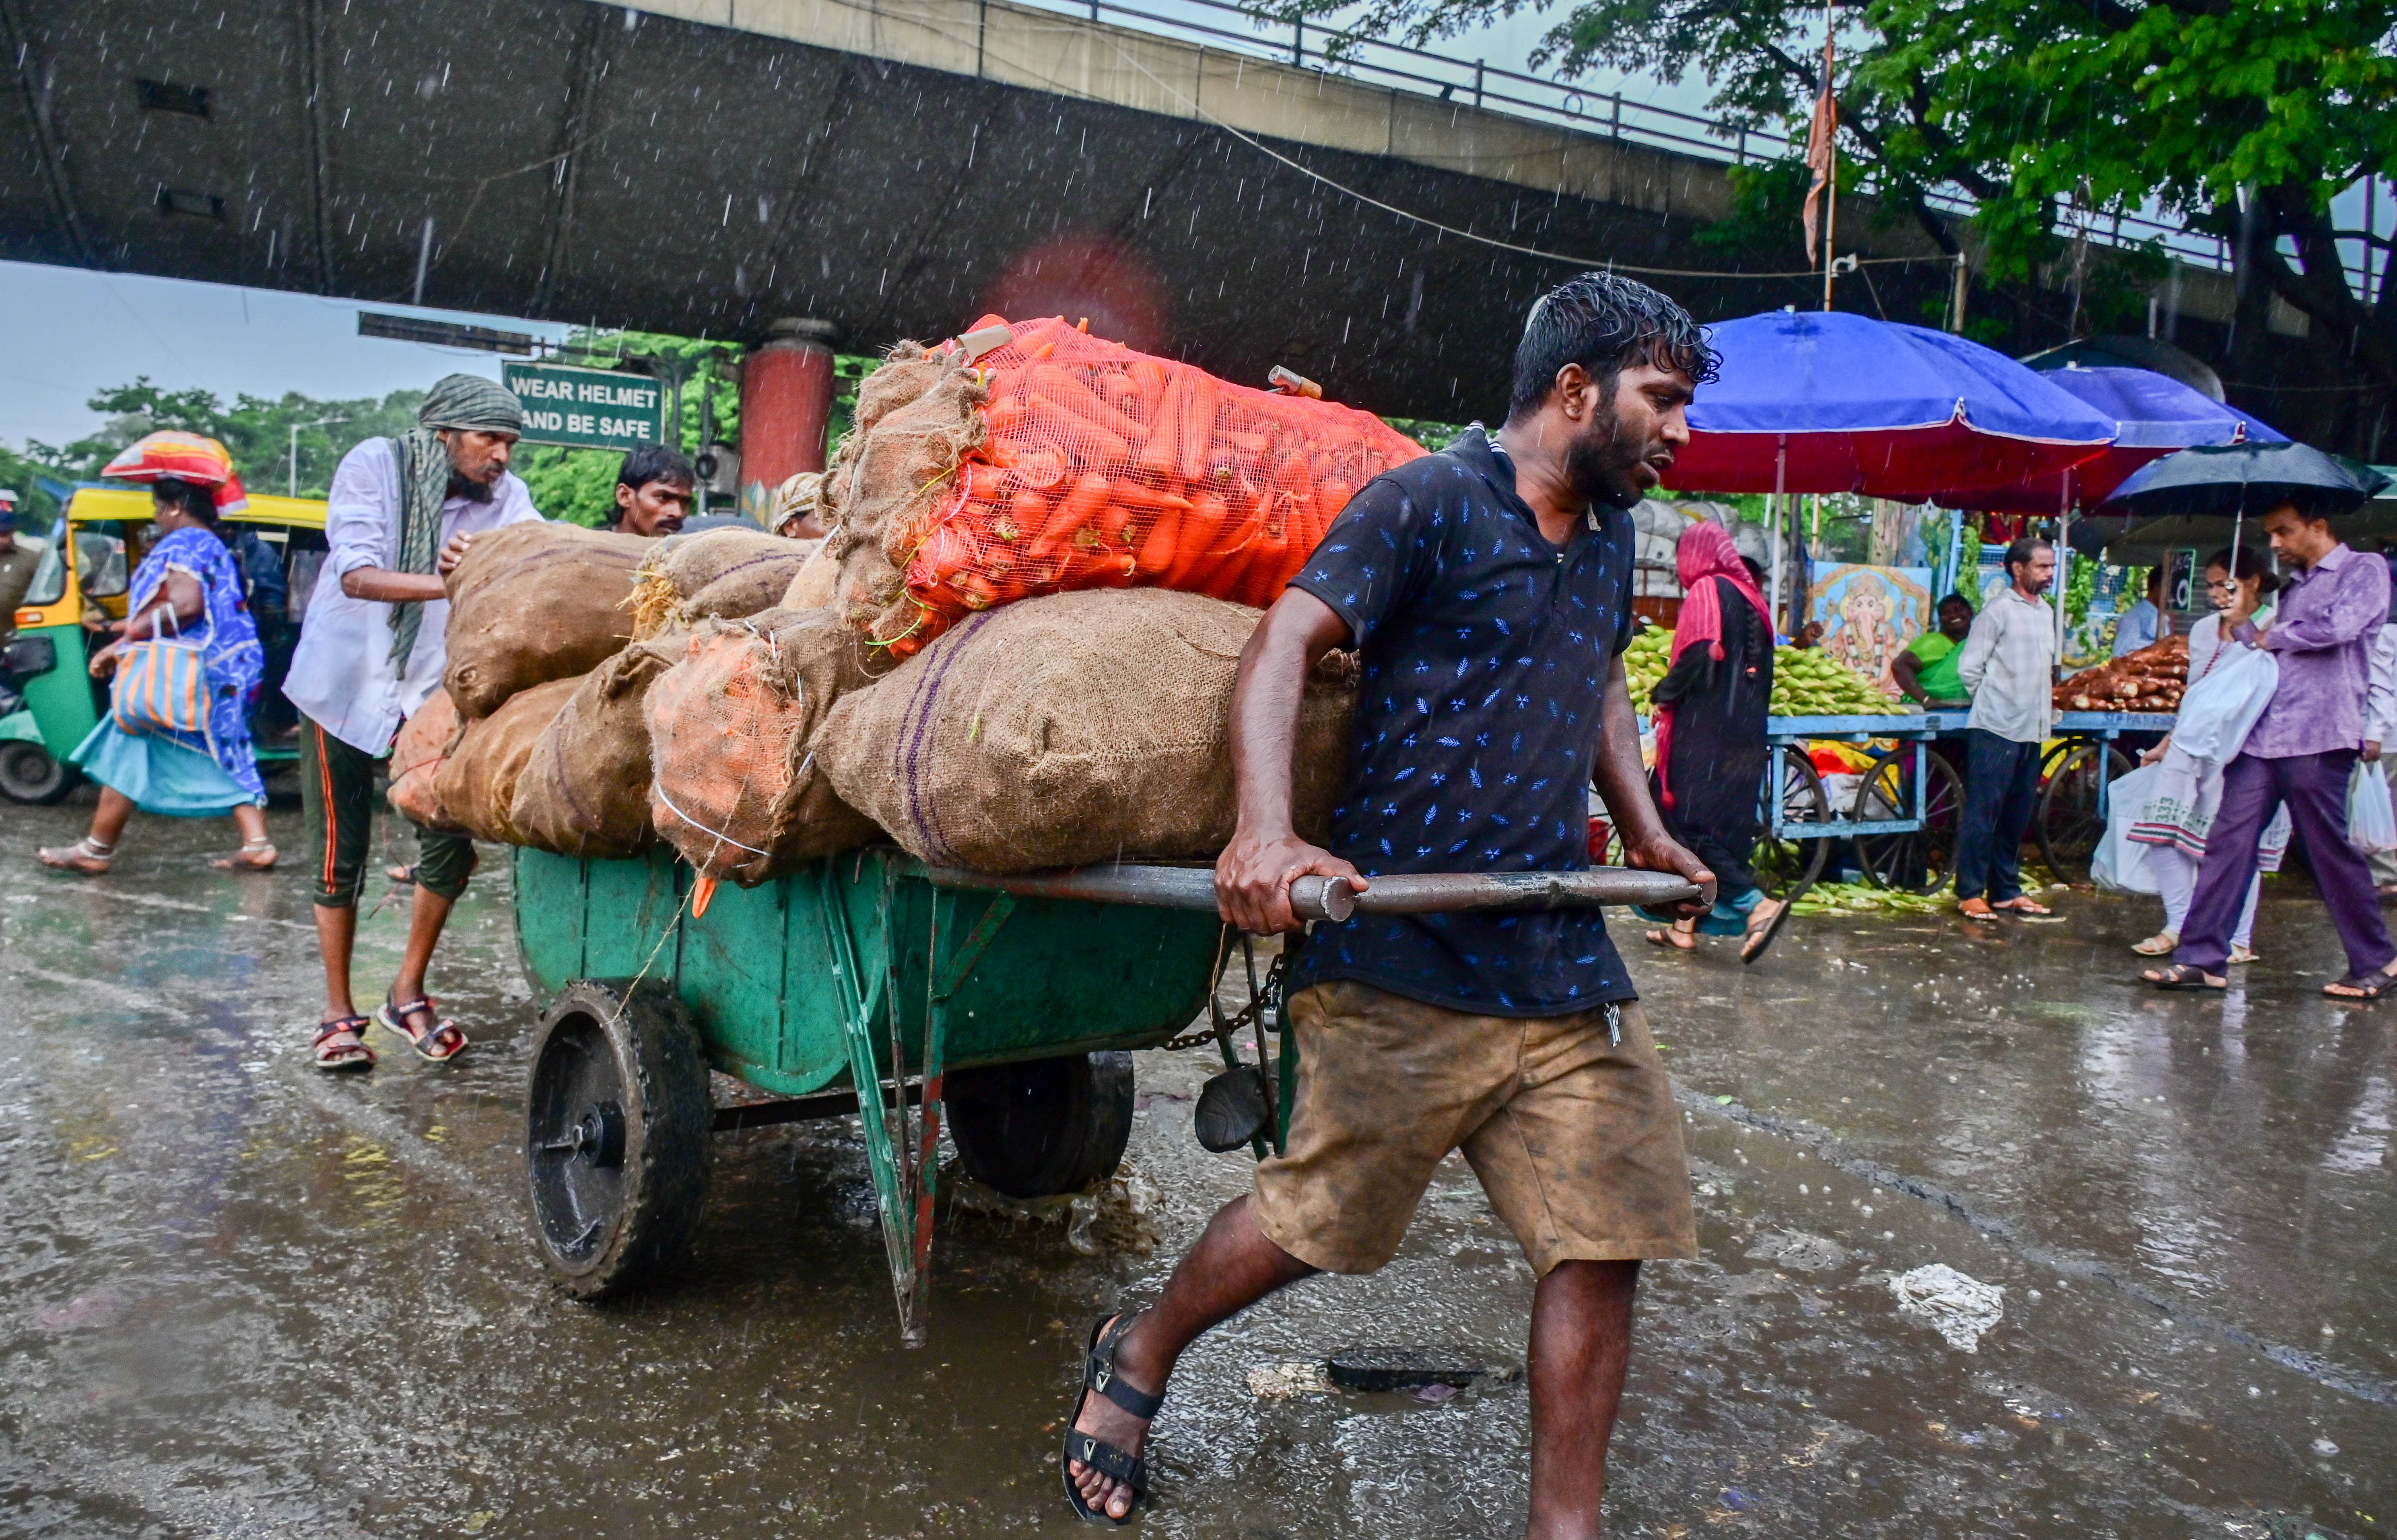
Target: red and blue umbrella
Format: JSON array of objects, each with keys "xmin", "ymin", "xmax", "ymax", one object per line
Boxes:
[
  {"xmin": 1945, "ymin": 365, "xmax": 2284, "ymax": 516},
  {"xmin": 1660, "ymin": 310, "xmax": 2116, "ymax": 501}
]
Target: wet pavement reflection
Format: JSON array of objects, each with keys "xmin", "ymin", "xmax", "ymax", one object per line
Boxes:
[{"xmin": 1, "ymin": 796, "xmax": 2390, "ymax": 1537}]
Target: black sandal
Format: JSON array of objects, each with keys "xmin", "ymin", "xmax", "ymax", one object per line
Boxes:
[
  {"xmin": 2323, "ymin": 971, "xmax": 2395, "ymax": 1002},
  {"xmin": 2141, "ymin": 963, "xmax": 2226, "ymax": 992},
  {"xmin": 1062, "ymin": 1312, "xmax": 1162, "ymax": 1525}
]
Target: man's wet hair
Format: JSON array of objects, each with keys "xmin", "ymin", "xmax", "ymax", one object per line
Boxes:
[
  {"xmin": 2003, "ymin": 536, "xmax": 2053, "ymax": 575},
  {"xmin": 617, "ymin": 442, "xmax": 695, "ymax": 493},
  {"xmin": 1508, "ymin": 272, "xmax": 1719, "ymax": 420}
]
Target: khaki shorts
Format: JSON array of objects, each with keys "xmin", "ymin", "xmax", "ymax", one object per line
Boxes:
[{"xmin": 1251, "ymin": 980, "xmax": 1697, "ymax": 1276}]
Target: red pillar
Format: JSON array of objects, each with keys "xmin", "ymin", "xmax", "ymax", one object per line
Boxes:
[{"xmin": 738, "ymin": 317, "xmax": 837, "ymax": 524}]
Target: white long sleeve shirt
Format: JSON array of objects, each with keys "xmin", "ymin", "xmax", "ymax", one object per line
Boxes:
[
  {"xmin": 1956, "ymin": 585, "xmax": 2057, "ymax": 744},
  {"xmin": 2368, "ymin": 621, "xmax": 2397, "ymax": 748},
  {"xmin": 283, "ymin": 437, "xmax": 542, "ymax": 756}
]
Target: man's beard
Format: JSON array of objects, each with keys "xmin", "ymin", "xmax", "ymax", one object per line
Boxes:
[
  {"xmin": 1560, "ymin": 396, "xmax": 1650, "ymax": 509},
  {"xmin": 446, "ymin": 470, "xmax": 496, "ymax": 503}
]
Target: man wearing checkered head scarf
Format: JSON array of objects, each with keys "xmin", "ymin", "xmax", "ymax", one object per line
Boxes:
[{"xmin": 284, "ymin": 372, "xmax": 543, "ymax": 1074}]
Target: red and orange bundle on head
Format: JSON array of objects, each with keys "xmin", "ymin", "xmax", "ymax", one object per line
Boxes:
[{"xmin": 847, "ymin": 315, "xmax": 1423, "ymax": 656}]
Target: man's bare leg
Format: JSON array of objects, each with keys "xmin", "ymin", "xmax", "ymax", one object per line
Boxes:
[
  {"xmin": 391, "ymin": 884, "xmax": 456, "ymax": 1007},
  {"xmin": 1068, "ymin": 1194, "xmax": 1317, "ymax": 1519},
  {"xmin": 1526, "ymin": 1258, "xmax": 1641, "ymax": 1540},
  {"xmin": 313, "ymin": 902, "xmax": 359, "ymax": 1022}
]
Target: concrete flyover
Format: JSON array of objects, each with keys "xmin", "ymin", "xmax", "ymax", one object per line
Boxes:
[{"xmin": 0, "ymin": 0, "xmax": 2251, "ymax": 425}]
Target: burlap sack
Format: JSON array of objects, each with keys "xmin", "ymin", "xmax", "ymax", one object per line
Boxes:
[
  {"xmin": 432, "ymin": 676, "xmax": 581, "ymax": 845},
  {"xmin": 508, "ymin": 638, "xmax": 683, "ymax": 858},
  {"xmin": 443, "ymin": 523, "xmax": 648, "ymax": 717},
  {"xmin": 818, "ymin": 348, "xmax": 985, "ymax": 557},
  {"xmin": 644, "ymin": 610, "xmax": 880, "ymax": 885},
  {"xmin": 629, "ymin": 526, "xmax": 810, "ymax": 639},
  {"xmin": 780, "ymin": 543, "xmax": 839, "ymax": 611},
  {"xmin": 814, "ymin": 588, "xmax": 1356, "ymax": 872},
  {"xmin": 386, "ymin": 687, "xmax": 465, "ymax": 832}
]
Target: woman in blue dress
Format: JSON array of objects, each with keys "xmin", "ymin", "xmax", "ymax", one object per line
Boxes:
[{"xmin": 36, "ymin": 477, "xmax": 276, "ymax": 874}]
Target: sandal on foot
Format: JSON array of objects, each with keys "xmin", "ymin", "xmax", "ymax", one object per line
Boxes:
[
  {"xmin": 1990, "ymin": 896, "xmax": 2052, "ymax": 915},
  {"xmin": 313, "ymin": 1016, "xmax": 376, "ymax": 1072},
  {"xmin": 1643, "ymin": 926, "xmax": 1695, "ymax": 951},
  {"xmin": 377, "ymin": 994, "xmax": 468, "ymax": 1062},
  {"xmin": 2228, "ymin": 945, "xmax": 2259, "ymax": 965},
  {"xmin": 2131, "ymin": 932, "xmax": 2179, "ymax": 957},
  {"xmin": 37, "ymin": 837, "xmax": 113, "ymax": 875},
  {"xmin": 1957, "ymin": 898, "xmax": 1996, "ymax": 919},
  {"xmin": 1062, "ymin": 1313, "xmax": 1161, "ymax": 1525},
  {"xmin": 1738, "ymin": 898, "xmax": 1789, "ymax": 964},
  {"xmin": 2322, "ymin": 971, "xmax": 2395, "ymax": 1002},
  {"xmin": 2141, "ymin": 963, "xmax": 2226, "ymax": 992},
  {"xmin": 387, "ymin": 863, "xmax": 417, "ymax": 884},
  {"xmin": 212, "ymin": 838, "xmax": 278, "ymax": 871}
]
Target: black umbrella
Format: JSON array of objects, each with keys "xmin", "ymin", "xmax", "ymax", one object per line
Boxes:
[{"xmin": 2096, "ymin": 441, "xmax": 2391, "ymax": 520}]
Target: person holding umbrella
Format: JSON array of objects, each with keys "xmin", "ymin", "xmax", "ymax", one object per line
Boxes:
[{"xmin": 2119, "ymin": 444, "xmax": 2397, "ymax": 998}]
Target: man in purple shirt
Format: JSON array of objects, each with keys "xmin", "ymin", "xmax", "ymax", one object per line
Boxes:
[{"xmin": 2146, "ymin": 499, "xmax": 2396, "ymax": 998}]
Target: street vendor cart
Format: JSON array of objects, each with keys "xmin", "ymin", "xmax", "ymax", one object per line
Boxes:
[
  {"xmin": 513, "ymin": 846, "xmax": 1694, "ymax": 1343},
  {"xmin": 2036, "ymin": 708, "xmax": 2176, "ymax": 882},
  {"xmin": 1760, "ymin": 711, "xmax": 1939, "ymax": 895}
]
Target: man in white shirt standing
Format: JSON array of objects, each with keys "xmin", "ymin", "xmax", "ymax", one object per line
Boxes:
[
  {"xmin": 1954, "ymin": 537, "xmax": 2060, "ymax": 919},
  {"xmin": 283, "ymin": 375, "xmax": 542, "ymax": 1071}
]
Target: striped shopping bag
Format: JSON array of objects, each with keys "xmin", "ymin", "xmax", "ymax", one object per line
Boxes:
[{"xmin": 109, "ymin": 611, "xmax": 213, "ymax": 746}]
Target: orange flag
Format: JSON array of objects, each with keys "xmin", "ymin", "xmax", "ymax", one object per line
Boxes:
[{"xmin": 1801, "ymin": 18, "xmax": 1837, "ymax": 263}]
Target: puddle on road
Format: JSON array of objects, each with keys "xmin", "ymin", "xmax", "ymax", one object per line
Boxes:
[{"xmin": 0, "ymin": 804, "xmax": 2389, "ymax": 1536}]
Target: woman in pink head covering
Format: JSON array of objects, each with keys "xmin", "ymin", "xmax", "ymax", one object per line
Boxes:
[{"xmin": 1643, "ymin": 518, "xmax": 1781, "ymax": 957}]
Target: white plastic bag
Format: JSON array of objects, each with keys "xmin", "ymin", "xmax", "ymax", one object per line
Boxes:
[
  {"xmin": 2170, "ymin": 643, "xmax": 2277, "ymax": 764},
  {"xmin": 2092, "ymin": 761, "xmax": 2164, "ymax": 895},
  {"xmin": 2351, "ymin": 760, "xmax": 2397, "ymax": 855}
]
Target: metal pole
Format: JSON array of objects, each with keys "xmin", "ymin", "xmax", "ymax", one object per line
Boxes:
[
  {"xmin": 289, "ymin": 423, "xmax": 299, "ymax": 499},
  {"xmin": 1292, "ymin": 18, "xmax": 1303, "ymax": 65},
  {"xmin": 1950, "ymin": 252, "xmax": 1968, "ymax": 333},
  {"xmin": 410, "ymin": 217, "xmax": 434, "ymax": 307},
  {"xmin": 921, "ymin": 864, "xmax": 1700, "ymax": 918},
  {"xmin": 1820, "ymin": 2, "xmax": 1837, "ymax": 311},
  {"xmin": 1473, "ymin": 59, "xmax": 1484, "ymax": 108},
  {"xmin": 695, "ymin": 356, "xmax": 713, "ymax": 517}
]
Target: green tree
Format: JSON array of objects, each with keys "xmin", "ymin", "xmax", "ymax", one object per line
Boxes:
[
  {"xmin": 19, "ymin": 378, "xmax": 425, "ymax": 498},
  {"xmin": 1290, "ymin": 0, "xmax": 2397, "ymax": 390}
]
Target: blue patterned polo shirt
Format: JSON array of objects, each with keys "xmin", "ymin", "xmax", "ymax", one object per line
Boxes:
[{"xmin": 1282, "ymin": 425, "xmax": 1639, "ymax": 1016}]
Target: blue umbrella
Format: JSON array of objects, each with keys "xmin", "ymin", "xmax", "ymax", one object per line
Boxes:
[
  {"xmin": 1946, "ymin": 365, "xmax": 2284, "ymax": 514},
  {"xmin": 1661, "ymin": 310, "xmax": 2117, "ymax": 501}
]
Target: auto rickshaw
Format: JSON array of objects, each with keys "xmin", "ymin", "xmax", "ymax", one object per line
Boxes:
[{"xmin": 0, "ymin": 485, "xmax": 328, "ymax": 803}]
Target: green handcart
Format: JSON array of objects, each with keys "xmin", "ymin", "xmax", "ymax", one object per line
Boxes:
[{"xmin": 513, "ymin": 845, "xmax": 1696, "ymax": 1343}]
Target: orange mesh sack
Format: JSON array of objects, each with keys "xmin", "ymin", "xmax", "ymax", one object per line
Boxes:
[
  {"xmin": 850, "ymin": 315, "xmax": 1425, "ymax": 658},
  {"xmin": 432, "ymin": 676, "xmax": 582, "ymax": 845},
  {"xmin": 443, "ymin": 522, "xmax": 649, "ymax": 717},
  {"xmin": 643, "ymin": 610, "xmax": 881, "ymax": 885},
  {"xmin": 814, "ymin": 588, "xmax": 1356, "ymax": 873},
  {"xmin": 386, "ymin": 688, "xmax": 465, "ymax": 832}
]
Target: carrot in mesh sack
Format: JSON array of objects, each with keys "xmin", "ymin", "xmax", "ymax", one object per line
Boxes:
[{"xmin": 870, "ymin": 316, "xmax": 1425, "ymax": 654}]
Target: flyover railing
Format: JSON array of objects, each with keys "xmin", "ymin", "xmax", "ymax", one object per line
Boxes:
[{"xmin": 1012, "ymin": 0, "xmax": 2269, "ymax": 280}]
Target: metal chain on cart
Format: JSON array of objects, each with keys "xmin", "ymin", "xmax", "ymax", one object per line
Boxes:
[{"xmin": 1161, "ymin": 930, "xmax": 1287, "ymax": 1050}]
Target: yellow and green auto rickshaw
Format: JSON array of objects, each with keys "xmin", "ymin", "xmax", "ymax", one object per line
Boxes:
[{"xmin": 0, "ymin": 486, "xmax": 327, "ymax": 802}]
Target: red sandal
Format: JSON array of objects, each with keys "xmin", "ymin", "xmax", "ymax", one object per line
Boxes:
[
  {"xmin": 377, "ymin": 993, "xmax": 469, "ymax": 1062},
  {"xmin": 313, "ymin": 1016, "xmax": 376, "ymax": 1072}
]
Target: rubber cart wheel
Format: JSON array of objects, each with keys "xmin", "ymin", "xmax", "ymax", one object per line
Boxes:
[
  {"xmin": 2036, "ymin": 742, "xmax": 2132, "ymax": 886},
  {"xmin": 0, "ymin": 741, "xmax": 75, "ymax": 804},
  {"xmin": 946, "ymin": 1051, "xmax": 1135, "ymax": 1199},
  {"xmin": 1854, "ymin": 744, "xmax": 1964, "ymax": 893},
  {"xmin": 524, "ymin": 979, "xmax": 713, "ymax": 1299},
  {"xmin": 1749, "ymin": 744, "xmax": 1830, "ymax": 898}
]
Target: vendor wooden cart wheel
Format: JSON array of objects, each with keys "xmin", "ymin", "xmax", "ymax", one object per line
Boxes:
[
  {"xmin": 1750, "ymin": 745, "xmax": 1830, "ymax": 898},
  {"xmin": 1853, "ymin": 745, "xmax": 1964, "ymax": 893},
  {"xmin": 946, "ymin": 1051, "xmax": 1135, "ymax": 1199},
  {"xmin": 2035, "ymin": 742, "xmax": 2132, "ymax": 885},
  {"xmin": 524, "ymin": 979, "xmax": 713, "ymax": 1299},
  {"xmin": 0, "ymin": 742, "xmax": 75, "ymax": 804}
]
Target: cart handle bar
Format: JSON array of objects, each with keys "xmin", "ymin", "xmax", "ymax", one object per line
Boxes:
[{"xmin": 923, "ymin": 864, "xmax": 1701, "ymax": 923}]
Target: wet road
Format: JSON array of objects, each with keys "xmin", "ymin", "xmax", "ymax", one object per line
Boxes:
[{"xmin": 2, "ymin": 794, "xmax": 2391, "ymax": 1538}]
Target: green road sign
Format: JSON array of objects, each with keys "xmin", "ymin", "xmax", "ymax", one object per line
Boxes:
[{"xmin": 501, "ymin": 363, "xmax": 665, "ymax": 451}]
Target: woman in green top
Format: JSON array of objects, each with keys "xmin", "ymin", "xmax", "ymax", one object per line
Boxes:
[{"xmin": 1893, "ymin": 593, "xmax": 1977, "ymax": 705}]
